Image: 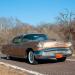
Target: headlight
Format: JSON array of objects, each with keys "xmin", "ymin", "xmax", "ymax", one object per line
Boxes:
[{"xmin": 67, "ymin": 42, "xmax": 72, "ymax": 47}]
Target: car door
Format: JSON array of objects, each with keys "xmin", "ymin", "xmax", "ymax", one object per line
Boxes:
[{"xmin": 10, "ymin": 36, "xmax": 24, "ymax": 57}]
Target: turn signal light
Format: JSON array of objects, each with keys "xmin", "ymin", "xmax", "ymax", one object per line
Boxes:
[{"xmin": 56, "ymin": 54, "xmax": 63, "ymax": 58}]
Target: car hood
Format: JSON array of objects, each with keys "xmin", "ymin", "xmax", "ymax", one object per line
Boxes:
[{"xmin": 38, "ymin": 40, "xmax": 72, "ymax": 48}]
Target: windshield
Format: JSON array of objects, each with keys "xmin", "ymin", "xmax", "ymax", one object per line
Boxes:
[{"xmin": 23, "ymin": 34, "xmax": 48, "ymax": 41}]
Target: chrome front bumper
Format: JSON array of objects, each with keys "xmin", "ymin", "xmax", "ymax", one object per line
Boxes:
[{"xmin": 34, "ymin": 48, "xmax": 72, "ymax": 59}]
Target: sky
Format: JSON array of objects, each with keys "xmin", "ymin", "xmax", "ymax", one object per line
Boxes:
[{"xmin": 0, "ymin": 0, "xmax": 75, "ymax": 25}]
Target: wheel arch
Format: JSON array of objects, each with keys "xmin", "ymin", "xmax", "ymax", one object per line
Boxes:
[{"xmin": 26, "ymin": 48, "xmax": 34, "ymax": 54}]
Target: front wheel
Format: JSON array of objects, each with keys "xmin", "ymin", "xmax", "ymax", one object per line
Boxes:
[
  {"xmin": 57, "ymin": 57, "xmax": 66, "ymax": 62},
  {"xmin": 27, "ymin": 50, "xmax": 38, "ymax": 65}
]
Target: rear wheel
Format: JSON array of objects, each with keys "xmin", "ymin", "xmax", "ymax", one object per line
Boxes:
[
  {"xmin": 27, "ymin": 50, "xmax": 38, "ymax": 65},
  {"xmin": 57, "ymin": 57, "xmax": 66, "ymax": 62},
  {"xmin": 6, "ymin": 55, "xmax": 12, "ymax": 60}
]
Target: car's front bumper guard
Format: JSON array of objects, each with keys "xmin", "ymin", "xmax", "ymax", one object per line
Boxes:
[{"xmin": 34, "ymin": 49, "xmax": 72, "ymax": 59}]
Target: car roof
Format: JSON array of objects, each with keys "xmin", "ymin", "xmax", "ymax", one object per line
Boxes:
[
  {"xmin": 13, "ymin": 33, "xmax": 46, "ymax": 39},
  {"xmin": 23, "ymin": 33, "xmax": 46, "ymax": 36}
]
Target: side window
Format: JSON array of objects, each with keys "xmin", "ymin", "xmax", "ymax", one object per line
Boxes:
[
  {"xmin": 12, "ymin": 37, "xmax": 22, "ymax": 44},
  {"xmin": 22, "ymin": 35, "xmax": 29, "ymax": 42}
]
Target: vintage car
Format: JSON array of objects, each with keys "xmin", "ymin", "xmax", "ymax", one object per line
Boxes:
[{"xmin": 1, "ymin": 33, "xmax": 72, "ymax": 64}]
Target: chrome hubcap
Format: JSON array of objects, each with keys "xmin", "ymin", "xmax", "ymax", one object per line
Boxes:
[{"xmin": 28, "ymin": 51, "xmax": 34, "ymax": 63}]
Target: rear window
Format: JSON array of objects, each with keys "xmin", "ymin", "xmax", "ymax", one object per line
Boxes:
[{"xmin": 12, "ymin": 36, "xmax": 22, "ymax": 44}]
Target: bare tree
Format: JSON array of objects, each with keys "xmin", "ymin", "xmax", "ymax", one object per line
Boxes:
[{"xmin": 56, "ymin": 9, "xmax": 75, "ymax": 42}]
